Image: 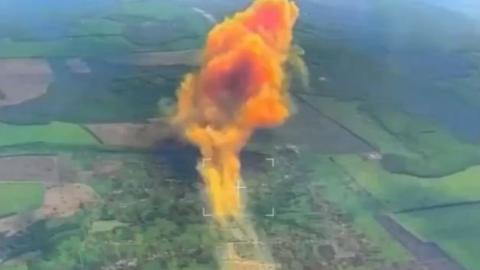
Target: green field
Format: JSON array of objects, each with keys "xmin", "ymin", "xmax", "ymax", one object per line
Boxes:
[
  {"xmin": 0, "ymin": 36, "xmax": 137, "ymax": 58},
  {"xmin": 70, "ymin": 18, "xmax": 123, "ymax": 36},
  {"xmin": 457, "ymin": 53, "xmax": 480, "ymax": 105},
  {"xmin": 0, "ymin": 122, "xmax": 99, "ymax": 147},
  {"xmin": 304, "ymin": 97, "xmax": 415, "ymax": 157},
  {"xmin": 90, "ymin": 220, "xmax": 127, "ymax": 233},
  {"xmin": 309, "ymin": 155, "xmax": 411, "ymax": 264},
  {"xmin": 0, "ymin": 70, "xmax": 180, "ymax": 124},
  {"xmin": 333, "ymin": 155, "xmax": 480, "ymax": 211},
  {"xmin": 0, "ymin": 182, "xmax": 44, "ymax": 216},
  {"xmin": 0, "ymin": 265, "xmax": 28, "ymax": 270},
  {"xmin": 115, "ymin": 1, "xmax": 185, "ymax": 20},
  {"xmin": 394, "ymin": 204, "xmax": 480, "ymax": 270},
  {"xmin": 112, "ymin": 0, "xmax": 209, "ymax": 50},
  {"xmin": 305, "ymin": 96, "xmax": 480, "ymax": 176},
  {"xmin": 362, "ymin": 106, "xmax": 480, "ymax": 177},
  {"xmin": 305, "ymin": 97, "xmax": 480, "ymax": 268}
]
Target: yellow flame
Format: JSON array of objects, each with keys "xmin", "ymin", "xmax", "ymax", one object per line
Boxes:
[{"xmin": 171, "ymin": 0, "xmax": 299, "ymax": 222}]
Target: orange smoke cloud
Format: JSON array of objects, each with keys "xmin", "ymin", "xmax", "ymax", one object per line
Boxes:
[{"xmin": 171, "ymin": 0, "xmax": 299, "ymax": 221}]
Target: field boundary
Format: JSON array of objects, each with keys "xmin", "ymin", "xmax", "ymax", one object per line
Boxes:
[
  {"xmin": 395, "ymin": 200, "xmax": 480, "ymax": 214},
  {"xmin": 378, "ymin": 215, "xmax": 467, "ymax": 270}
]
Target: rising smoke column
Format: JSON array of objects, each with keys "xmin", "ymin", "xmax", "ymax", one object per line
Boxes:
[{"xmin": 171, "ymin": 0, "xmax": 299, "ymax": 221}]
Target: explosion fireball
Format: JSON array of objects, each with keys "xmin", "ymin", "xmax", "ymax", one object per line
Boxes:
[{"xmin": 171, "ymin": 0, "xmax": 299, "ymax": 222}]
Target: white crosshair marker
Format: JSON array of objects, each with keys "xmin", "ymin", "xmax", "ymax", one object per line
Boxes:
[
  {"xmin": 236, "ymin": 178, "xmax": 247, "ymax": 198},
  {"xmin": 201, "ymin": 158, "xmax": 211, "ymax": 168},
  {"xmin": 266, "ymin": 157, "xmax": 275, "ymax": 168},
  {"xmin": 201, "ymin": 157, "xmax": 276, "ymax": 217},
  {"xmin": 202, "ymin": 207, "xmax": 212, "ymax": 217},
  {"xmin": 265, "ymin": 207, "xmax": 275, "ymax": 217},
  {"xmin": 202, "ymin": 178, "xmax": 246, "ymax": 217}
]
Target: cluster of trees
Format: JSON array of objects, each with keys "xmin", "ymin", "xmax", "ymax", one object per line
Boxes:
[
  {"xmin": 3, "ymin": 153, "xmax": 220, "ymax": 270},
  {"xmin": 247, "ymin": 149, "xmax": 337, "ymax": 269}
]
